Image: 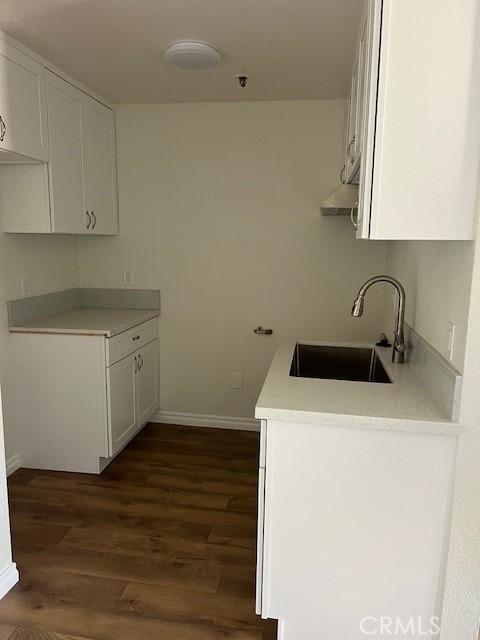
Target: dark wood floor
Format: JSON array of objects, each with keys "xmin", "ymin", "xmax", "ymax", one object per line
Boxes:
[{"xmin": 0, "ymin": 423, "xmax": 277, "ymax": 640}]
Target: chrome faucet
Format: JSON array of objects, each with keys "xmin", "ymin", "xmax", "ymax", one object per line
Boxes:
[{"xmin": 351, "ymin": 275, "xmax": 406, "ymax": 363}]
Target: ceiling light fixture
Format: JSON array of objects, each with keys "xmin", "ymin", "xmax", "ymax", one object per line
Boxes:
[{"xmin": 164, "ymin": 41, "xmax": 221, "ymax": 70}]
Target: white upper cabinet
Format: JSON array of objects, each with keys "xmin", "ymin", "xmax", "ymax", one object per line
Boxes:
[
  {"xmin": 0, "ymin": 41, "xmax": 48, "ymax": 162},
  {"xmin": 82, "ymin": 95, "xmax": 118, "ymax": 235},
  {"xmin": 0, "ymin": 34, "xmax": 117, "ymax": 235},
  {"xmin": 355, "ymin": 0, "xmax": 479, "ymax": 240},
  {"xmin": 46, "ymin": 71, "xmax": 86, "ymax": 233}
]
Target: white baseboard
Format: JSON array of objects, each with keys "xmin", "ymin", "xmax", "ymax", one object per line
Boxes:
[
  {"xmin": 0, "ymin": 563, "xmax": 19, "ymax": 600},
  {"xmin": 151, "ymin": 410, "xmax": 260, "ymax": 432},
  {"xmin": 6, "ymin": 453, "xmax": 20, "ymax": 477}
]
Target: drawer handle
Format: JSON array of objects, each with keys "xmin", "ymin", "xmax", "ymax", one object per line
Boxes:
[
  {"xmin": 132, "ymin": 335, "xmax": 141, "ymax": 341},
  {"xmin": 0, "ymin": 116, "xmax": 6, "ymax": 142}
]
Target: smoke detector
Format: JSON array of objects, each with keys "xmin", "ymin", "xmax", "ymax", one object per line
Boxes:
[{"xmin": 164, "ymin": 41, "xmax": 221, "ymax": 70}]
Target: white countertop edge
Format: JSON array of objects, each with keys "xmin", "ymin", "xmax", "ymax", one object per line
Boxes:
[
  {"xmin": 254, "ymin": 407, "xmax": 460, "ymax": 436},
  {"xmin": 9, "ymin": 309, "xmax": 160, "ymax": 338}
]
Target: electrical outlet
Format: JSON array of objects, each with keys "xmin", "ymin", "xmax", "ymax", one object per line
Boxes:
[
  {"xmin": 446, "ymin": 321, "xmax": 456, "ymax": 362},
  {"xmin": 231, "ymin": 372, "xmax": 243, "ymax": 389},
  {"xmin": 21, "ymin": 277, "xmax": 30, "ymax": 297},
  {"xmin": 123, "ymin": 268, "xmax": 134, "ymax": 286}
]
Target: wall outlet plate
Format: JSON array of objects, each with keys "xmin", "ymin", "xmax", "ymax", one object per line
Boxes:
[
  {"xmin": 231, "ymin": 372, "xmax": 243, "ymax": 389},
  {"xmin": 123, "ymin": 268, "xmax": 134, "ymax": 286},
  {"xmin": 21, "ymin": 277, "xmax": 30, "ymax": 297}
]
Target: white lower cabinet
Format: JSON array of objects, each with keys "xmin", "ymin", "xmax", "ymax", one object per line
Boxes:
[
  {"xmin": 107, "ymin": 339, "xmax": 159, "ymax": 457},
  {"xmin": 256, "ymin": 419, "xmax": 456, "ymax": 640},
  {"xmin": 9, "ymin": 319, "xmax": 159, "ymax": 473},
  {"xmin": 108, "ymin": 353, "xmax": 138, "ymax": 457},
  {"xmin": 137, "ymin": 340, "xmax": 160, "ymax": 427}
]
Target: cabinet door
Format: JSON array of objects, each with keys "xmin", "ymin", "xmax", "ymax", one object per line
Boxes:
[
  {"xmin": 0, "ymin": 42, "xmax": 48, "ymax": 161},
  {"xmin": 356, "ymin": 0, "xmax": 382, "ymax": 238},
  {"xmin": 344, "ymin": 58, "xmax": 358, "ymax": 183},
  {"xmin": 107, "ymin": 353, "xmax": 137, "ymax": 457},
  {"xmin": 136, "ymin": 340, "xmax": 159, "ymax": 427},
  {"xmin": 81, "ymin": 95, "xmax": 118, "ymax": 235},
  {"xmin": 46, "ymin": 72, "xmax": 87, "ymax": 234}
]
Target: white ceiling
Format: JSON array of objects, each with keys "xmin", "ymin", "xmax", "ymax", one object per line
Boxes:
[{"xmin": 0, "ymin": 0, "xmax": 364, "ymax": 104}]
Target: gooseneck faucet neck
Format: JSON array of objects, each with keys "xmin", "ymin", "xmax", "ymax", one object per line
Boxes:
[{"xmin": 351, "ymin": 275, "xmax": 406, "ymax": 364}]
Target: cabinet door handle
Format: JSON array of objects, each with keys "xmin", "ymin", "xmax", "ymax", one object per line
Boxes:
[
  {"xmin": 91, "ymin": 211, "xmax": 97, "ymax": 230},
  {"xmin": 0, "ymin": 116, "xmax": 6, "ymax": 142},
  {"xmin": 347, "ymin": 136, "xmax": 355, "ymax": 158},
  {"xmin": 340, "ymin": 165, "xmax": 346, "ymax": 184},
  {"xmin": 132, "ymin": 334, "xmax": 141, "ymax": 341},
  {"xmin": 350, "ymin": 201, "xmax": 359, "ymax": 229},
  {"xmin": 139, "ymin": 355, "xmax": 144, "ymax": 370},
  {"xmin": 134, "ymin": 355, "xmax": 138, "ymax": 373},
  {"xmin": 86, "ymin": 211, "xmax": 91, "ymax": 229}
]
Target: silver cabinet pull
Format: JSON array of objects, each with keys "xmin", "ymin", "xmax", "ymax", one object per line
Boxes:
[
  {"xmin": 347, "ymin": 136, "xmax": 355, "ymax": 158},
  {"xmin": 350, "ymin": 201, "xmax": 359, "ymax": 229},
  {"xmin": 91, "ymin": 211, "xmax": 97, "ymax": 230},
  {"xmin": 0, "ymin": 116, "xmax": 6, "ymax": 142},
  {"xmin": 86, "ymin": 211, "xmax": 91, "ymax": 229}
]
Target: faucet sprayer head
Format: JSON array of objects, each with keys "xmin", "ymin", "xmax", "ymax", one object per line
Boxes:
[{"xmin": 351, "ymin": 295, "xmax": 364, "ymax": 317}]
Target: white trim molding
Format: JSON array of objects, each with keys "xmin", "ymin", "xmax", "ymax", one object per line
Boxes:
[
  {"xmin": 6, "ymin": 453, "xmax": 20, "ymax": 477},
  {"xmin": 152, "ymin": 411, "xmax": 260, "ymax": 432},
  {"xmin": 0, "ymin": 563, "xmax": 19, "ymax": 600}
]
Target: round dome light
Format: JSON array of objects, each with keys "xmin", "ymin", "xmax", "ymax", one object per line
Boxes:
[{"xmin": 164, "ymin": 41, "xmax": 221, "ymax": 70}]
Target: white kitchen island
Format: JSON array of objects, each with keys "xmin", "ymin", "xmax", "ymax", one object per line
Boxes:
[{"xmin": 255, "ymin": 336, "xmax": 459, "ymax": 640}]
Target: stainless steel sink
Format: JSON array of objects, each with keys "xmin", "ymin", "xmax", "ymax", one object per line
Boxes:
[{"xmin": 290, "ymin": 344, "xmax": 391, "ymax": 384}]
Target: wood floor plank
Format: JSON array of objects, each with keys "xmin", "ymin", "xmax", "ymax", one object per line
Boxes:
[
  {"xmin": 8, "ymin": 628, "xmax": 93, "ymax": 640},
  {"xmin": 207, "ymin": 525, "xmax": 256, "ymax": 550},
  {"xmin": 117, "ymin": 581, "xmax": 276, "ymax": 635},
  {"xmin": 13, "ymin": 544, "xmax": 221, "ymax": 593},
  {"xmin": 27, "ymin": 475, "xmax": 231, "ymax": 510},
  {"xmin": 146, "ymin": 471, "xmax": 257, "ymax": 497},
  {"xmin": 8, "ymin": 486, "xmax": 77, "ymax": 508},
  {"xmin": 0, "ymin": 598, "xmax": 263, "ymax": 640},
  {"xmin": 66, "ymin": 492, "xmax": 257, "ymax": 530},
  {"xmin": 0, "ymin": 423, "xmax": 276, "ymax": 639},
  {"xmin": 59, "ymin": 526, "xmax": 255, "ymax": 567},
  {"xmin": 0, "ymin": 623, "xmax": 15, "ymax": 640},
  {"xmin": 7, "ymin": 567, "xmax": 127, "ymax": 611}
]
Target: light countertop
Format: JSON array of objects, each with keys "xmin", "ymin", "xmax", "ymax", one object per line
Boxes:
[
  {"xmin": 9, "ymin": 307, "xmax": 159, "ymax": 338},
  {"xmin": 255, "ymin": 339, "xmax": 459, "ymax": 436}
]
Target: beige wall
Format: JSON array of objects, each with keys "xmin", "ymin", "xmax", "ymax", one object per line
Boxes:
[
  {"xmin": 384, "ymin": 240, "xmax": 474, "ymax": 372},
  {"xmin": 0, "ymin": 234, "xmax": 79, "ymax": 459},
  {"xmin": 78, "ymin": 100, "xmax": 387, "ymax": 420}
]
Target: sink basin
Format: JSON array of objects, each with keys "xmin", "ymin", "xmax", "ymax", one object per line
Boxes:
[{"xmin": 290, "ymin": 344, "xmax": 391, "ymax": 384}]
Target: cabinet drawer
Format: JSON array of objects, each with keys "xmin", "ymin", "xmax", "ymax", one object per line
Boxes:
[{"xmin": 106, "ymin": 318, "xmax": 158, "ymax": 366}]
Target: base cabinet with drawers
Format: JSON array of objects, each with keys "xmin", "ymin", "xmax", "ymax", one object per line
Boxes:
[{"xmin": 9, "ymin": 318, "xmax": 159, "ymax": 474}]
